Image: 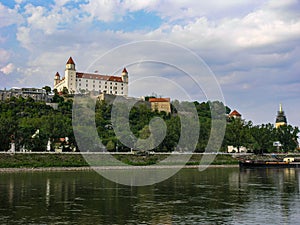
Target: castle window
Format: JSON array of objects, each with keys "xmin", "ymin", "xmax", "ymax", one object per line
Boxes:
[
  {"xmin": 105, "ymin": 82, "xmax": 107, "ymax": 84},
  {"xmin": 121, "ymin": 87, "xmax": 123, "ymax": 90},
  {"xmin": 93, "ymin": 85, "xmax": 95, "ymax": 88},
  {"xmin": 115, "ymin": 91, "xmax": 117, "ymax": 94},
  {"xmin": 86, "ymin": 84, "xmax": 88, "ymax": 87},
  {"xmin": 86, "ymin": 80, "xmax": 88, "ymax": 82},
  {"xmin": 121, "ymin": 83, "xmax": 123, "ymax": 86},
  {"xmin": 105, "ymin": 86, "xmax": 107, "ymax": 89},
  {"xmin": 93, "ymin": 80, "xmax": 95, "ymax": 83}
]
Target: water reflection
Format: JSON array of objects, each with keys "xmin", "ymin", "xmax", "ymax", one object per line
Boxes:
[{"xmin": 0, "ymin": 168, "xmax": 300, "ymax": 224}]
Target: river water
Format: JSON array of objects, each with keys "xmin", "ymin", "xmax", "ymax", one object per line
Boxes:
[{"xmin": 0, "ymin": 167, "xmax": 300, "ymax": 224}]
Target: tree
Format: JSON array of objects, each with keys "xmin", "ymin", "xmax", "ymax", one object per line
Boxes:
[
  {"xmin": 62, "ymin": 87, "xmax": 69, "ymax": 95},
  {"xmin": 42, "ymin": 86, "xmax": 51, "ymax": 94},
  {"xmin": 225, "ymin": 119, "xmax": 251, "ymax": 153},
  {"xmin": 275, "ymin": 125, "xmax": 299, "ymax": 152},
  {"xmin": 249, "ymin": 123, "xmax": 276, "ymax": 153},
  {"xmin": 106, "ymin": 140, "xmax": 115, "ymax": 151}
]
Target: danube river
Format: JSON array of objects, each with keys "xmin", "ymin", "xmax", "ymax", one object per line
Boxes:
[{"xmin": 0, "ymin": 167, "xmax": 300, "ymax": 224}]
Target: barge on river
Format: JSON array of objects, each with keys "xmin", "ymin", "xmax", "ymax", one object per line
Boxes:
[{"xmin": 239, "ymin": 157, "xmax": 300, "ymax": 168}]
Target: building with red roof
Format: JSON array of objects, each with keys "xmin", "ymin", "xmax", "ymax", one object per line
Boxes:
[
  {"xmin": 228, "ymin": 110, "xmax": 242, "ymax": 119},
  {"xmin": 54, "ymin": 57, "xmax": 128, "ymax": 96},
  {"xmin": 149, "ymin": 97, "xmax": 171, "ymax": 114}
]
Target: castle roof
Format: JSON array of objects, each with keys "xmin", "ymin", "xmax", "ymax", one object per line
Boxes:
[
  {"xmin": 122, "ymin": 68, "xmax": 128, "ymax": 73},
  {"xmin": 149, "ymin": 98, "xmax": 170, "ymax": 103},
  {"xmin": 229, "ymin": 110, "xmax": 241, "ymax": 117},
  {"xmin": 76, "ymin": 72, "xmax": 123, "ymax": 82},
  {"xmin": 66, "ymin": 57, "xmax": 75, "ymax": 65},
  {"xmin": 55, "ymin": 72, "xmax": 60, "ymax": 77}
]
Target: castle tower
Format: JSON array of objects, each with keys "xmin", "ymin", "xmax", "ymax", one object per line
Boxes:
[
  {"xmin": 54, "ymin": 72, "xmax": 60, "ymax": 86},
  {"xmin": 275, "ymin": 103, "xmax": 287, "ymax": 128},
  {"xmin": 121, "ymin": 68, "xmax": 128, "ymax": 83},
  {"xmin": 65, "ymin": 57, "xmax": 76, "ymax": 93}
]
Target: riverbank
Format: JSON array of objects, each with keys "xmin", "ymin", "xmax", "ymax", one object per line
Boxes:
[
  {"xmin": 0, "ymin": 164, "xmax": 239, "ymax": 173},
  {"xmin": 0, "ymin": 152, "xmax": 240, "ymax": 169}
]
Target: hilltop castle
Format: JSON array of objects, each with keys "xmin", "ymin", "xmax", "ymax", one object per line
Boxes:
[{"xmin": 54, "ymin": 57, "xmax": 128, "ymax": 96}]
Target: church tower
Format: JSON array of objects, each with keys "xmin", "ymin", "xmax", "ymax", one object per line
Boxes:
[
  {"xmin": 275, "ymin": 103, "xmax": 287, "ymax": 128},
  {"xmin": 65, "ymin": 57, "xmax": 76, "ymax": 93}
]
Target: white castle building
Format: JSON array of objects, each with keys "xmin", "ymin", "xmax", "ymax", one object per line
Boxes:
[{"xmin": 54, "ymin": 57, "xmax": 128, "ymax": 96}]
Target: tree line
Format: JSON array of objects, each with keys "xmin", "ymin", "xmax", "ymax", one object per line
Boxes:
[{"xmin": 0, "ymin": 95, "xmax": 298, "ymax": 153}]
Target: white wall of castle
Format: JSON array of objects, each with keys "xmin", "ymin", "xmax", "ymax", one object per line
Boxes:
[
  {"xmin": 54, "ymin": 59, "xmax": 128, "ymax": 96},
  {"xmin": 54, "ymin": 74, "xmax": 128, "ymax": 96},
  {"xmin": 76, "ymin": 78, "xmax": 127, "ymax": 96}
]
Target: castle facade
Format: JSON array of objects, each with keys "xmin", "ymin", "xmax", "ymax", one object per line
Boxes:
[{"xmin": 54, "ymin": 57, "xmax": 128, "ymax": 96}]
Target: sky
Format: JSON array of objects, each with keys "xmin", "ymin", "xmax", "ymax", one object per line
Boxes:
[{"xmin": 0, "ymin": 0, "xmax": 300, "ymax": 127}]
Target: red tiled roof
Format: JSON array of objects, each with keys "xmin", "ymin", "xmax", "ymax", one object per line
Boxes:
[
  {"xmin": 122, "ymin": 68, "xmax": 128, "ymax": 73},
  {"xmin": 66, "ymin": 57, "xmax": 75, "ymax": 65},
  {"xmin": 229, "ymin": 110, "xmax": 241, "ymax": 117},
  {"xmin": 108, "ymin": 76, "xmax": 123, "ymax": 82},
  {"xmin": 76, "ymin": 72, "xmax": 123, "ymax": 82},
  {"xmin": 149, "ymin": 98, "xmax": 170, "ymax": 103}
]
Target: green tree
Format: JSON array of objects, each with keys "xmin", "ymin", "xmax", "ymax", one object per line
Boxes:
[
  {"xmin": 106, "ymin": 140, "xmax": 115, "ymax": 151},
  {"xmin": 62, "ymin": 87, "xmax": 69, "ymax": 95},
  {"xmin": 42, "ymin": 86, "xmax": 51, "ymax": 94},
  {"xmin": 275, "ymin": 125, "xmax": 299, "ymax": 152},
  {"xmin": 225, "ymin": 119, "xmax": 251, "ymax": 153}
]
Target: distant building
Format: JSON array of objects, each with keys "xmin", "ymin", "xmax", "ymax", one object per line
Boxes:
[
  {"xmin": 275, "ymin": 104, "xmax": 287, "ymax": 128},
  {"xmin": 227, "ymin": 145, "xmax": 247, "ymax": 153},
  {"xmin": 149, "ymin": 97, "xmax": 171, "ymax": 114},
  {"xmin": 54, "ymin": 57, "xmax": 128, "ymax": 96},
  {"xmin": 0, "ymin": 87, "xmax": 49, "ymax": 102},
  {"xmin": 228, "ymin": 110, "xmax": 242, "ymax": 119}
]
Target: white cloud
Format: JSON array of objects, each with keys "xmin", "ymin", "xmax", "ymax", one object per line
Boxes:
[
  {"xmin": 54, "ymin": 0, "xmax": 71, "ymax": 7},
  {"xmin": 24, "ymin": 4, "xmax": 61, "ymax": 34},
  {"xmin": 0, "ymin": 63, "xmax": 15, "ymax": 75},
  {"xmin": 16, "ymin": 26, "xmax": 32, "ymax": 49},
  {"xmin": 2, "ymin": 0, "xmax": 300, "ymax": 126},
  {"xmin": 15, "ymin": 0, "xmax": 24, "ymax": 4},
  {"xmin": 0, "ymin": 2, "xmax": 23, "ymax": 28},
  {"xmin": 0, "ymin": 49, "xmax": 11, "ymax": 64},
  {"xmin": 80, "ymin": 0, "xmax": 123, "ymax": 22}
]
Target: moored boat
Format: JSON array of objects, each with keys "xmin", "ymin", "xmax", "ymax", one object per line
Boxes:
[{"xmin": 239, "ymin": 157, "xmax": 300, "ymax": 168}]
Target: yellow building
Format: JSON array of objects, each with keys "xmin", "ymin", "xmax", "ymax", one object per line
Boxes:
[
  {"xmin": 149, "ymin": 98, "xmax": 171, "ymax": 114},
  {"xmin": 275, "ymin": 104, "xmax": 287, "ymax": 128}
]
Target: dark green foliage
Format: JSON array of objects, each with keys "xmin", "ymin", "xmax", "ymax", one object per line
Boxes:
[
  {"xmin": 0, "ymin": 96, "xmax": 299, "ymax": 153},
  {"xmin": 0, "ymin": 97, "xmax": 75, "ymax": 152},
  {"xmin": 42, "ymin": 86, "xmax": 51, "ymax": 94}
]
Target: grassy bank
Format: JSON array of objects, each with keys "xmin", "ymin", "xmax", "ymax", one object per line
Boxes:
[{"xmin": 0, "ymin": 153, "xmax": 239, "ymax": 168}]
